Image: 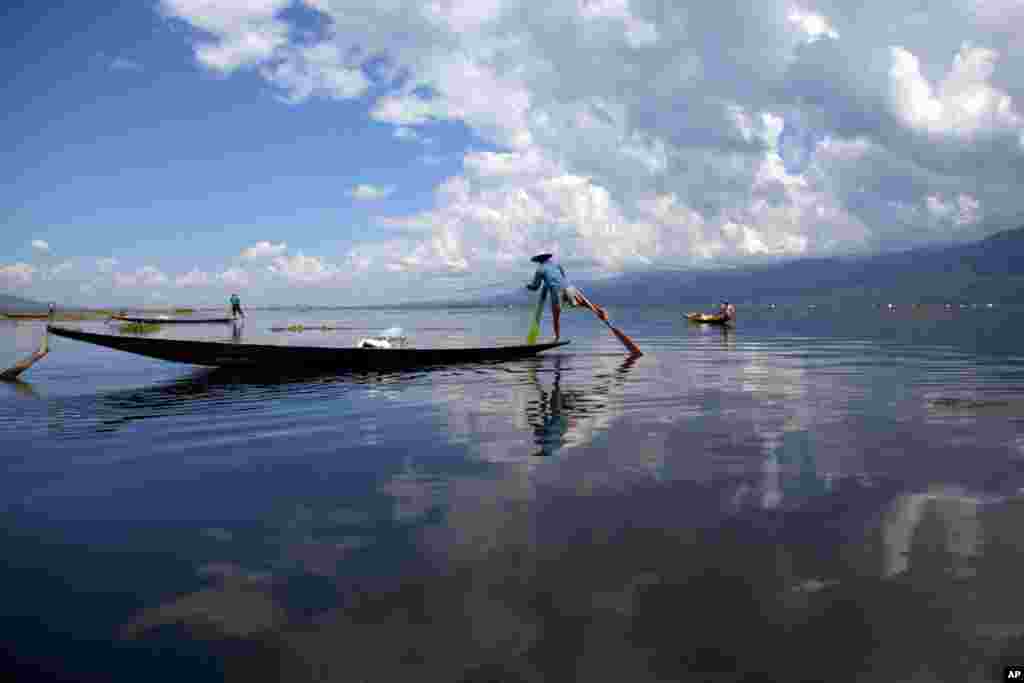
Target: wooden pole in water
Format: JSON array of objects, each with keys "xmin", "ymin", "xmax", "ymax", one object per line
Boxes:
[{"xmin": 0, "ymin": 307, "xmax": 51, "ymax": 381}]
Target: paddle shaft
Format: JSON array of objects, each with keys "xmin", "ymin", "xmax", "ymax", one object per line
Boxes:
[{"xmin": 573, "ymin": 291, "xmax": 642, "ymax": 356}]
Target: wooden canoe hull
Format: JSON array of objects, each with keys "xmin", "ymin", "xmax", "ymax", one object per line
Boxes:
[
  {"xmin": 685, "ymin": 312, "xmax": 731, "ymax": 326},
  {"xmin": 48, "ymin": 325, "xmax": 570, "ymax": 370},
  {"xmin": 3, "ymin": 313, "xmax": 50, "ymax": 320}
]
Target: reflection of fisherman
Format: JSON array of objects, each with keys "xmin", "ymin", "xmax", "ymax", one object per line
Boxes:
[
  {"xmin": 528, "ymin": 355, "xmax": 637, "ymax": 458},
  {"xmin": 533, "ymin": 368, "xmax": 570, "ymax": 457},
  {"xmin": 526, "ymin": 253, "xmax": 608, "ymax": 341}
]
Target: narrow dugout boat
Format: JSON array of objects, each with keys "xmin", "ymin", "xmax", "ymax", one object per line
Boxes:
[
  {"xmin": 48, "ymin": 325, "xmax": 569, "ymax": 370},
  {"xmin": 685, "ymin": 312, "xmax": 732, "ymax": 326}
]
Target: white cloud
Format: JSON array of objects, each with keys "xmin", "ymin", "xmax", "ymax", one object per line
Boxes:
[
  {"xmin": 31, "ymin": 239, "xmax": 50, "ymax": 252},
  {"xmin": 393, "ymin": 126, "xmax": 421, "ymax": 141},
  {"xmin": 349, "ymin": 184, "xmax": 395, "ymax": 200},
  {"xmin": 175, "ymin": 268, "xmax": 212, "ymax": 287},
  {"xmin": 0, "ymin": 263, "xmax": 35, "ymax": 287},
  {"xmin": 788, "ymin": 8, "xmax": 839, "ymax": 43},
  {"xmin": 157, "ymin": 0, "xmax": 1024, "ymax": 282},
  {"xmin": 926, "ymin": 193, "xmax": 982, "ymax": 226},
  {"xmin": 889, "ymin": 43, "xmax": 1023, "ymax": 139},
  {"xmin": 219, "ymin": 267, "xmax": 251, "ymax": 287},
  {"xmin": 577, "ymin": 0, "xmax": 660, "ymax": 47},
  {"xmin": 114, "ymin": 266, "xmax": 169, "ymax": 288},
  {"xmin": 43, "ymin": 261, "xmax": 73, "ymax": 280},
  {"xmin": 240, "ymin": 241, "xmax": 287, "ymax": 259},
  {"xmin": 160, "ymin": 0, "xmax": 293, "ymax": 73},
  {"xmin": 260, "ymin": 42, "xmax": 370, "ymax": 103},
  {"xmin": 268, "ymin": 251, "xmax": 343, "ymax": 283},
  {"xmin": 371, "ymin": 94, "xmax": 446, "ymax": 126}
]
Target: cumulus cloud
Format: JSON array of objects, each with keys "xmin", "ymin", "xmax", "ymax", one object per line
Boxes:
[
  {"xmin": 30, "ymin": 239, "xmax": 49, "ymax": 252},
  {"xmin": 114, "ymin": 266, "xmax": 169, "ymax": 288},
  {"xmin": 349, "ymin": 184, "xmax": 395, "ymax": 201},
  {"xmin": 159, "ymin": 0, "xmax": 293, "ymax": 73},
  {"xmin": 926, "ymin": 193, "xmax": 982, "ymax": 226},
  {"xmin": 43, "ymin": 261, "xmax": 73, "ymax": 280},
  {"xmin": 393, "ymin": 126, "xmax": 422, "ymax": 141},
  {"xmin": 175, "ymin": 268, "xmax": 212, "ymax": 287},
  {"xmin": 788, "ymin": 8, "xmax": 839, "ymax": 43},
  {"xmin": 158, "ymin": 0, "xmax": 1024, "ymax": 282},
  {"xmin": 0, "ymin": 263, "xmax": 36, "ymax": 287},
  {"xmin": 267, "ymin": 252, "xmax": 341, "ymax": 283},
  {"xmin": 889, "ymin": 43, "xmax": 1023, "ymax": 139},
  {"xmin": 240, "ymin": 241, "xmax": 287, "ymax": 259},
  {"xmin": 219, "ymin": 267, "xmax": 251, "ymax": 287}
]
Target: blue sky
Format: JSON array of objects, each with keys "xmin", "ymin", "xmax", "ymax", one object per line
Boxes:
[{"xmin": 3, "ymin": 1, "xmax": 1024, "ymax": 305}]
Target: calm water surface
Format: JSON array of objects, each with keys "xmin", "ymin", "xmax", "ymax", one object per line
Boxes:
[{"xmin": 3, "ymin": 304, "xmax": 1024, "ymax": 682}]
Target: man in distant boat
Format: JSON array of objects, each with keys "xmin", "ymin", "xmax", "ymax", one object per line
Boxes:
[
  {"xmin": 526, "ymin": 253, "xmax": 607, "ymax": 341},
  {"xmin": 719, "ymin": 301, "xmax": 736, "ymax": 322},
  {"xmin": 230, "ymin": 293, "xmax": 245, "ymax": 319}
]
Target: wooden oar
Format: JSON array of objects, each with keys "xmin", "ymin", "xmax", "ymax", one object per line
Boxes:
[
  {"xmin": 573, "ymin": 290, "xmax": 642, "ymax": 356},
  {"xmin": 526, "ymin": 286, "xmax": 548, "ymax": 344},
  {"xmin": 0, "ymin": 325, "xmax": 49, "ymax": 381}
]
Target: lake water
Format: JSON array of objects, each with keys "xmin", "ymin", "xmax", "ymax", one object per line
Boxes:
[{"xmin": 2, "ymin": 304, "xmax": 1024, "ymax": 682}]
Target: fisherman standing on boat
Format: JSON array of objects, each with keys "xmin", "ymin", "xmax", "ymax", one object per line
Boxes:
[
  {"xmin": 526, "ymin": 253, "xmax": 607, "ymax": 341},
  {"xmin": 719, "ymin": 301, "xmax": 736, "ymax": 322},
  {"xmin": 230, "ymin": 293, "xmax": 245, "ymax": 319}
]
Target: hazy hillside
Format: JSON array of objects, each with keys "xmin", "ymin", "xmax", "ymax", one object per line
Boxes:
[
  {"xmin": 486, "ymin": 226, "xmax": 1024, "ymax": 306},
  {"xmin": 0, "ymin": 294, "xmax": 45, "ymax": 310}
]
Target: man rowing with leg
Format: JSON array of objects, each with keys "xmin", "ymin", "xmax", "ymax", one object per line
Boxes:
[{"xmin": 526, "ymin": 253, "xmax": 610, "ymax": 341}]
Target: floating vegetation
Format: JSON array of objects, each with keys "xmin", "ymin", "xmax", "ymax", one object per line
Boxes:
[
  {"xmin": 2, "ymin": 310, "xmax": 119, "ymax": 322},
  {"xmin": 271, "ymin": 323, "xmax": 344, "ymax": 332},
  {"xmin": 928, "ymin": 397, "xmax": 1018, "ymax": 412},
  {"xmin": 173, "ymin": 307, "xmax": 195, "ymax": 314},
  {"xmin": 118, "ymin": 322, "xmax": 163, "ymax": 335}
]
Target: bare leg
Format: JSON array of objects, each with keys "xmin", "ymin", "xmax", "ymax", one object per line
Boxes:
[{"xmin": 551, "ymin": 300, "xmax": 561, "ymax": 340}]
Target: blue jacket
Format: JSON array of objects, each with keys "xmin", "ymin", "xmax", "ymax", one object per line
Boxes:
[{"xmin": 527, "ymin": 261, "xmax": 567, "ymax": 294}]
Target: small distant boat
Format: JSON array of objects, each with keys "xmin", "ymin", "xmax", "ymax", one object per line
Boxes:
[
  {"xmin": 685, "ymin": 312, "xmax": 731, "ymax": 326},
  {"xmin": 110, "ymin": 315, "xmax": 235, "ymax": 324}
]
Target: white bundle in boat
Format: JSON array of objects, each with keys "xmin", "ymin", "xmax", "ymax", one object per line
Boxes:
[
  {"xmin": 357, "ymin": 337, "xmax": 392, "ymax": 349},
  {"xmin": 357, "ymin": 326, "xmax": 407, "ymax": 349}
]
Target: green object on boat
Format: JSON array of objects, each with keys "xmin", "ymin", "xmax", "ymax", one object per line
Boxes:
[{"xmin": 527, "ymin": 286, "xmax": 548, "ymax": 344}]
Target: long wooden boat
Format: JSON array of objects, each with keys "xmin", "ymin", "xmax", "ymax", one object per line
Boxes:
[
  {"xmin": 111, "ymin": 315, "xmax": 235, "ymax": 324},
  {"xmin": 48, "ymin": 325, "xmax": 570, "ymax": 369},
  {"xmin": 685, "ymin": 312, "xmax": 732, "ymax": 326},
  {"xmin": 3, "ymin": 312, "xmax": 50, "ymax": 320}
]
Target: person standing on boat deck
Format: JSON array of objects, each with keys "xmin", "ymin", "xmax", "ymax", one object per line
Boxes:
[
  {"xmin": 230, "ymin": 293, "xmax": 245, "ymax": 319},
  {"xmin": 526, "ymin": 253, "xmax": 607, "ymax": 341},
  {"xmin": 719, "ymin": 301, "xmax": 736, "ymax": 321}
]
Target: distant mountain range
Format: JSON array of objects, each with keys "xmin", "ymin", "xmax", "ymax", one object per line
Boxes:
[
  {"xmin": 0, "ymin": 294, "xmax": 45, "ymax": 311},
  {"xmin": 484, "ymin": 226, "xmax": 1024, "ymax": 306}
]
